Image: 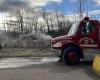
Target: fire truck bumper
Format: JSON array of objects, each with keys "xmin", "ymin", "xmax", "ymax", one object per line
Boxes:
[{"xmin": 51, "ymin": 49, "xmax": 61, "ymax": 57}]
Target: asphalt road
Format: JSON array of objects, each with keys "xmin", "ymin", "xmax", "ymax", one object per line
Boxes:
[{"xmin": 0, "ymin": 57, "xmax": 99, "ymax": 80}]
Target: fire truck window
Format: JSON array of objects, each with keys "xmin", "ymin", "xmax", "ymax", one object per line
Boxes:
[{"xmin": 81, "ymin": 22, "xmax": 95, "ymax": 36}]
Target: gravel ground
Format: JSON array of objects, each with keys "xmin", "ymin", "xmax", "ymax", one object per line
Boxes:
[
  {"xmin": 0, "ymin": 48, "xmax": 53, "ymax": 57},
  {"xmin": 0, "ymin": 48, "xmax": 99, "ymax": 80},
  {"xmin": 0, "ymin": 57, "xmax": 99, "ymax": 80}
]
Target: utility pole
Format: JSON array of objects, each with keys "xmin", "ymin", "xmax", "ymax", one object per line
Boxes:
[{"xmin": 79, "ymin": 0, "xmax": 84, "ymax": 19}]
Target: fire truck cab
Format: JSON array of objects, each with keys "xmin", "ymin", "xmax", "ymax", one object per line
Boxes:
[{"xmin": 51, "ymin": 17, "xmax": 100, "ymax": 65}]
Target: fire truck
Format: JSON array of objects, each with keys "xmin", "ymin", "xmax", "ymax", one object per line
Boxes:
[{"xmin": 51, "ymin": 17, "xmax": 100, "ymax": 65}]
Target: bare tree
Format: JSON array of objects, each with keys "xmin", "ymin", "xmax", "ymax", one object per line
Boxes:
[
  {"xmin": 42, "ymin": 11, "xmax": 51, "ymax": 33},
  {"xmin": 16, "ymin": 10, "xmax": 24, "ymax": 33},
  {"xmin": 55, "ymin": 11, "xmax": 66, "ymax": 31},
  {"xmin": 31, "ymin": 14, "xmax": 39, "ymax": 33},
  {"xmin": 55, "ymin": 11, "xmax": 60, "ymax": 30}
]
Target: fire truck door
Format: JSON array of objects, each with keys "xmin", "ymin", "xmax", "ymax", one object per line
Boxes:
[{"xmin": 79, "ymin": 21, "xmax": 99, "ymax": 48}]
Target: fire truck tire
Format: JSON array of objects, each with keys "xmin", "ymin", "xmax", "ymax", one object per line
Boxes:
[{"xmin": 63, "ymin": 47, "xmax": 80, "ymax": 65}]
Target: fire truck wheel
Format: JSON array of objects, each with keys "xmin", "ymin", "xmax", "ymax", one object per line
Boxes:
[{"xmin": 63, "ymin": 47, "xmax": 80, "ymax": 65}]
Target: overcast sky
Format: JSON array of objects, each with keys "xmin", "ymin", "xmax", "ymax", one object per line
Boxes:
[{"xmin": 0, "ymin": 0, "xmax": 100, "ymax": 29}]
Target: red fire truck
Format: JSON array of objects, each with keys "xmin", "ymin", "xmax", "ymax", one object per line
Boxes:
[{"xmin": 51, "ymin": 17, "xmax": 100, "ymax": 65}]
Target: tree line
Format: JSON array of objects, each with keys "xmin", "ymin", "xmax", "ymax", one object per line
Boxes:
[{"xmin": 3, "ymin": 9, "xmax": 73, "ymax": 37}]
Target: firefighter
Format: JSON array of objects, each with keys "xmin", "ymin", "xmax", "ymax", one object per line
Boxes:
[{"xmin": 81, "ymin": 17, "xmax": 95, "ymax": 36}]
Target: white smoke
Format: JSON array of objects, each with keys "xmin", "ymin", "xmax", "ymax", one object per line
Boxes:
[
  {"xmin": 19, "ymin": 32, "xmax": 52, "ymax": 48},
  {"xmin": 20, "ymin": 32, "xmax": 52, "ymax": 40},
  {"xmin": 0, "ymin": 31, "xmax": 52, "ymax": 48}
]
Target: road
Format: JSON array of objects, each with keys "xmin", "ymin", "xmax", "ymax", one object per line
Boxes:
[{"xmin": 0, "ymin": 57, "xmax": 99, "ymax": 80}]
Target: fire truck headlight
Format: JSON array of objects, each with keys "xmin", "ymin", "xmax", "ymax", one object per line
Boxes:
[{"xmin": 53, "ymin": 41, "xmax": 62, "ymax": 48}]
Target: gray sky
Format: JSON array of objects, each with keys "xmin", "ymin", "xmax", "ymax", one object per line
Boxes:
[
  {"xmin": 0, "ymin": 0, "xmax": 62, "ymax": 13},
  {"xmin": 0, "ymin": 0, "xmax": 32, "ymax": 12}
]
